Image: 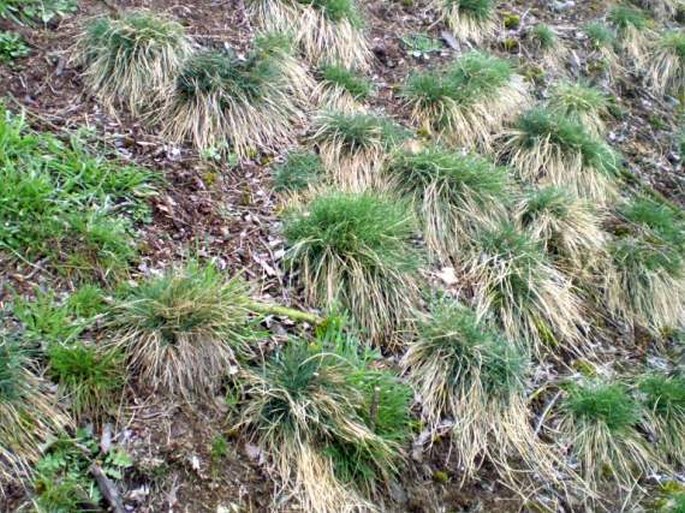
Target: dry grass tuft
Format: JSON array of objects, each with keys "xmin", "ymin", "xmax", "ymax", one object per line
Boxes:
[
  {"xmin": 310, "ymin": 111, "xmax": 409, "ymax": 191},
  {"xmin": 501, "ymin": 108, "xmax": 621, "ymax": 204},
  {"xmin": 648, "ymin": 30, "xmax": 685, "ymax": 97},
  {"xmin": 515, "ymin": 186, "xmax": 607, "ymax": 276},
  {"xmin": 402, "ymin": 52, "xmax": 529, "ymax": 150},
  {"xmin": 1, "ymin": 336, "xmax": 70, "ymax": 492},
  {"xmin": 385, "ymin": 145, "xmax": 512, "ymax": 260},
  {"xmin": 75, "ymin": 10, "xmax": 191, "ymax": 116},
  {"xmin": 465, "ymin": 220, "xmax": 587, "ymax": 354},
  {"xmin": 248, "ymin": 0, "xmax": 371, "ymax": 69},
  {"xmin": 431, "ymin": 0, "xmax": 496, "ymax": 43},
  {"xmin": 403, "ymin": 300, "xmax": 563, "ymax": 484},
  {"xmin": 559, "ymin": 380, "xmax": 656, "ymax": 492},
  {"xmin": 604, "ymin": 197, "xmax": 685, "ymax": 331},
  {"xmin": 283, "ymin": 192, "xmax": 422, "ymax": 345},
  {"xmin": 109, "ymin": 262, "xmax": 253, "ymax": 401},
  {"xmin": 161, "ymin": 48, "xmax": 302, "ymax": 158},
  {"xmin": 608, "ymin": 4, "xmax": 653, "ymax": 66}
]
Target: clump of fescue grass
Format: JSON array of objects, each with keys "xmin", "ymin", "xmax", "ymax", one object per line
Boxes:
[
  {"xmin": 465, "ymin": 220, "xmax": 586, "ymax": 354},
  {"xmin": 648, "ymin": 30, "xmax": 685, "ymax": 97},
  {"xmin": 0, "ymin": 337, "xmax": 69, "ymax": 492},
  {"xmin": 515, "ymin": 186, "xmax": 606, "ymax": 275},
  {"xmin": 559, "ymin": 380, "xmax": 655, "ymax": 492},
  {"xmin": 431, "ymin": 0, "xmax": 496, "ymax": 43},
  {"xmin": 604, "ymin": 196, "xmax": 685, "ymax": 331},
  {"xmin": 385, "ymin": 145, "xmax": 512, "ymax": 260},
  {"xmin": 584, "ymin": 21, "xmax": 620, "ymax": 74},
  {"xmin": 161, "ymin": 48, "xmax": 301, "ymax": 158},
  {"xmin": 548, "ymin": 82, "xmax": 610, "ymax": 136},
  {"xmin": 255, "ymin": 31, "xmax": 316, "ymax": 110},
  {"xmin": 248, "ymin": 0, "xmax": 371, "ymax": 69},
  {"xmin": 283, "ymin": 192, "xmax": 422, "ymax": 345},
  {"xmin": 75, "ymin": 11, "xmax": 192, "ymax": 116},
  {"xmin": 501, "ymin": 107, "xmax": 621, "ymax": 203},
  {"xmin": 48, "ymin": 342, "xmax": 126, "ymax": 422},
  {"xmin": 237, "ymin": 328, "xmax": 411, "ymax": 512},
  {"xmin": 402, "ymin": 51, "xmax": 529, "ymax": 150},
  {"xmin": 108, "ymin": 262, "xmax": 253, "ymax": 400},
  {"xmin": 310, "ymin": 111, "xmax": 409, "ymax": 191},
  {"xmin": 527, "ymin": 23, "xmax": 568, "ymax": 70},
  {"xmin": 608, "ymin": 4, "xmax": 652, "ymax": 66},
  {"xmin": 273, "ymin": 150, "xmax": 325, "ymax": 193},
  {"xmin": 403, "ymin": 300, "xmax": 562, "ymax": 483},
  {"xmin": 640, "ymin": 374, "xmax": 685, "ymax": 464},
  {"xmin": 314, "ymin": 63, "xmax": 372, "ymax": 111}
]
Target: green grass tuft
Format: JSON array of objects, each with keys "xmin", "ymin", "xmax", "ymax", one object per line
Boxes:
[
  {"xmin": 548, "ymin": 82, "xmax": 610, "ymax": 135},
  {"xmin": 584, "ymin": 21, "xmax": 616, "ymax": 49},
  {"xmin": 319, "ymin": 63, "xmax": 372, "ymax": 100},
  {"xmin": 283, "ymin": 192, "xmax": 421, "ymax": 344},
  {"xmin": 109, "ymin": 261, "xmax": 254, "ymax": 400},
  {"xmin": 609, "ymin": 4, "xmax": 650, "ymax": 32},
  {"xmin": 566, "ymin": 382, "xmax": 640, "ymax": 432},
  {"xmin": 529, "ymin": 23, "xmax": 557, "ymax": 50},
  {"xmin": 640, "ymin": 374, "xmax": 685, "ymax": 462},
  {"xmin": 297, "ymin": 0, "xmax": 362, "ymax": 24},
  {"xmin": 273, "ymin": 150, "xmax": 325, "ymax": 193},
  {"xmin": 437, "ymin": 0, "xmax": 496, "ymax": 43},
  {"xmin": 386, "ymin": 145, "xmax": 511, "ymax": 258},
  {"xmin": 445, "ymin": 0, "xmax": 494, "ymax": 21},
  {"xmin": 48, "ymin": 342, "xmax": 126, "ymax": 421}
]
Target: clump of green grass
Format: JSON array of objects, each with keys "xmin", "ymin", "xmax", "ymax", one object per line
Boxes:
[
  {"xmin": 585, "ymin": 21, "xmax": 617, "ymax": 50},
  {"xmin": 465, "ymin": 220, "xmax": 586, "ymax": 354},
  {"xmin": 385, "ymin": 145, "xmax": 512, "ymax": 259},
  {"xmin": 315, "ymin": 63, "xmax": 372, "ymax": 110},
  {"xmin": 0, "ymin": 107, "xmax": 156, "ymax": 281},
  {"xmin": 528, "ymin": 23, "xmax": 557, "ymax": 51},
  {"xmin": 161, "ymin": 48, "xmax": 301, "ymax": 158},
  {"xmin": 108, "ymin": 262, "xmax": 254, "ymax": 400},
  {"xmin": 605, "ymin": 196, "xmax": 685, "ymax": 331},
  {"xmin": 283, "ymin": 192, "xmax": 422, "ymax": 345},
  {"xmin": 273, "ymin": 150, "xmax": 325, "ymax": 193},
  {"xmin": 648, "ymin": 30, "xmax": 685, "ymax": 97},
  {"xmin": 248, "ymin": 0, "xmax": 371, "ymax": 68},
  {"xmin": 75, "ymin": 11, "xmax": 192, "ymax": 116},
  {"xmin": 402, "ymin": 51, "xmax": 530, "ymax": 149},
  {"xmin": 431, "ymin": 0, "xmax": 496, "ymax": 43},
  {"xmin": 548, "ymin": 82, "xmax": 610, "ymax": 136},
  {"xmin": 48, "ymin": 342, "xmax": 126, "ymax": 421},
  {"xmin": 0, "ymin": 31, "xmax": 30, "ymax": 63},
  {"xmin": 238, "ymin": 328, "xmax": 411, "ymax": 512},
  {"xmin": 310, "ymin": 111, "xmax": 408, "ymax": 190},
  {"xmin": 608, "ymin": 4, "xmax": 652, "ymax": 65},
  {"xmin": 501, "ymin": 107, "xmax": 621, "ymax": 203},
  {"xmin": 0, "ymin": 336, "xmax": 69, "ymax": 492},
  {"xmin": 516, "ymin": 186, "xmax": 606, "ymax": 275},
  {"xmin": 403, "ymin": 300, "xmax": 561, "ymax": 483},
  {"xmin": 640, "ymin": 374, "xmax": 685, "ymax": 464},
  {"xmin": 559, "ymin": 381, "xmax": 654, "ymax": 491}
]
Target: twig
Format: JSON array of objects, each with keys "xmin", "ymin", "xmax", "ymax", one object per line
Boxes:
[
  {"xmin": 247, "ymin": 300, "xmax": 323, "ymax": 325},
  {"xmin": 90, "ymin": 463, "xmax": 126, "ymax": 513}
]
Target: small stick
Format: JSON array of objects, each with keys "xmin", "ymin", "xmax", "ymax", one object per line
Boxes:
[
  {"xmin": 90, "ymin": 464, "xmax": 126, "ymax": 513},
  {"xmin": 247, "ymin": 301, "xmax": 323, "ymax": 325}
]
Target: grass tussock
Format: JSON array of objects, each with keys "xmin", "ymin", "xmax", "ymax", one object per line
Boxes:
[
  {"xmin": 314, "ymin": 63, "xmax": 372, "ymax": 111},
  {"xmin": 527, "ymin": 23, "xmax": 568, "ymax": 69},
  {"xmin": 248, "ymin": 0, "xmax": 371, "ymax": 69},
  {"xmin": 584, "ymin": 21, "xmax": 619, "ymax": 73},
  {"xmin": 0, "ymin": 337, "xmax": 69, "ymax": 490},
  {"xmin": 403, "ymin": 301, "xmax": 561, "ymax": 482},
  {"xmin": 608, "ymin": 4, "xmax": 652, "ymax": 65},
  {"xmin": 431, "ymin": 0, "xmax": 496, "ymax": 43},
  {"xmin": 273, "ymin": 150, "xmax": 325, "ymax": 194},
  {"xmin": 632, "ymin": 0, "xmax": 682, "ymax": 20},
  {"xmin": 109, "ymin": 262, "xmax": 253, "ymax": 400},
  {"xmin": 48, "ymin": 342, "xmax": 126, "ymax": 421},
  {"xmin": 237, "ymin": 327, "xmax": 411, "ymax": 512},
  {"xmin": 161, "ymin": 48, "xmax": 302, "ymax": 158},
  {"xmin": 548, "ymin": 82, "xmax": 610, "ymax": 136},
  {"xmin": 604, "ymin": 197, "xmax": 685, "ymax": 331},
  {"xmin": 283, "ymin": 192, "xmax": 422, "ymax": 345},
  {"xmin": 76, "ymin": 11, "xmax": 192, "ymax": 116},
  {"xmin": 402, "ymin": 52, "xmax": 530, "ymax": 150},
  {"xmin": 648, "ymin": 30, "xmax": 685, "ymax": 97},
  {"xmin": 465, "ymin": 221, "xmax": 586, "ymax": 354},
  {"xmin": 560, "ymin": 381, "xmax": 655, "ymax": 491},
  {"xmin": 515, "ymin": 186, "xmax": 606, "ymax": 274},
  {"xmin": 385, "ymin": 145, "xmax": 512, "ymax": 259},
  {"xmin": 310, "ymin": 111, "xmax": 408, "ymax": 191},
  {"xmin": 502, "ymin": 108, "xmax": 621, "ymax": 203},
  {"xmin": 640, "ymin": 374, "xmax": 685, "ymax": 464}
]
